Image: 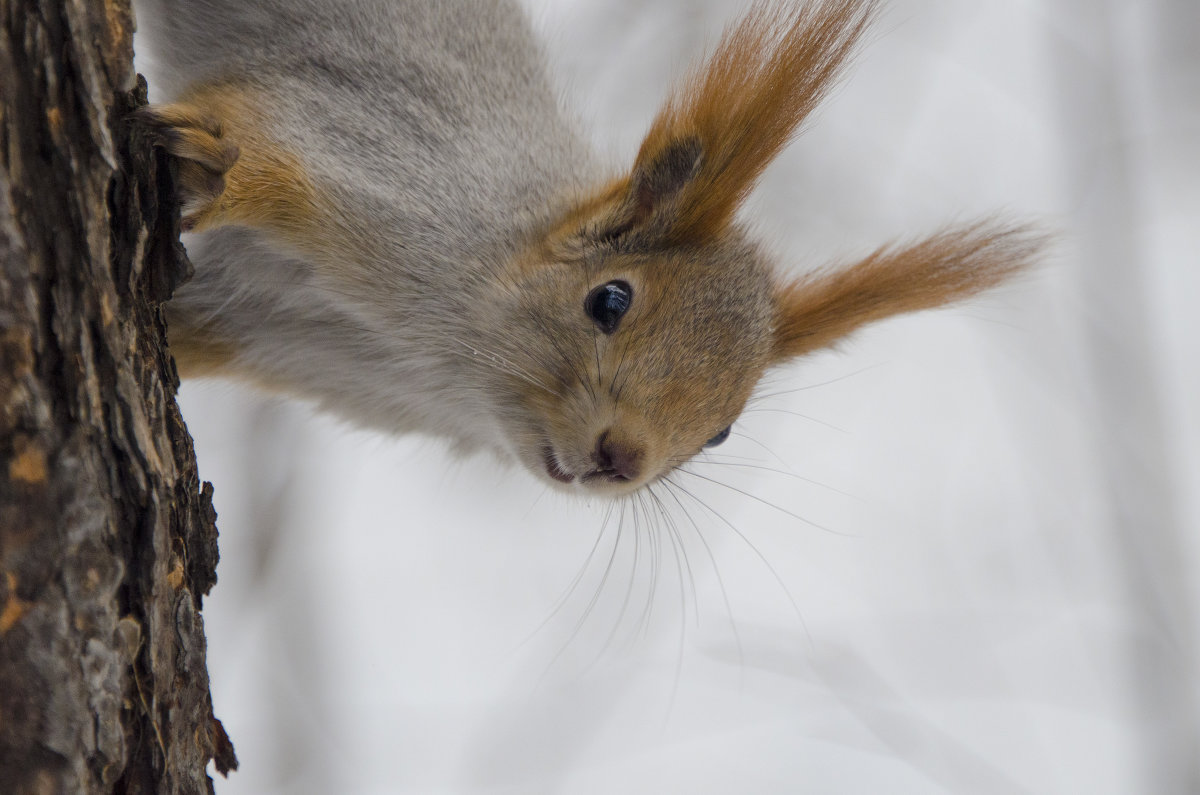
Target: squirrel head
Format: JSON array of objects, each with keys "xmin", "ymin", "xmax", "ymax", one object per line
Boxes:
[
  {"xmin": 476, "ymin": 0, "xmax": 1041, "ymax": 495},
  {"xmin": 487, "ymin": 223, "xmax": 776, "ymax": 494}
]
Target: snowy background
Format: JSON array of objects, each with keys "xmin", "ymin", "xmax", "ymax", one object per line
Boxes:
[{"xmin": 160, "ymin": 0, "xmax": 1198, "ymax": 792}]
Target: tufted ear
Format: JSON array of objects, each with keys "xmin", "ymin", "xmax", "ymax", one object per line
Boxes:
[
  {"xmin": 592, "ymin": 0, "xmax": 878, "ymax": 249},
  {"xmin": 580, "ymin": 137, "xmax": 704, "ymax": 248},
  {"xmin": 772, "ymin": 223, "xmax": 1045, "ymax": 360}
]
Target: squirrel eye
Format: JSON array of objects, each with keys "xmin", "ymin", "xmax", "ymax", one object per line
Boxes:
[
  {"xmin": 703, "ymin": 425, "xmax": 732, "ymax": 448},
  {"xmin": 585, "ymin": 280, "xmax": 633, "ymax": 334}
]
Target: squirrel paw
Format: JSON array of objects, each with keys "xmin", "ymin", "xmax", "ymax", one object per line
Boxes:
[{"xmin": 137, "ymin": 104, "xmax": 240, "ymax": 232}]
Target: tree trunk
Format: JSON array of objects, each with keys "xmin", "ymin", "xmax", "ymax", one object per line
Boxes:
[{"xmin": 0, "ymin": 1, "xmax": 234, "ymax": 792}]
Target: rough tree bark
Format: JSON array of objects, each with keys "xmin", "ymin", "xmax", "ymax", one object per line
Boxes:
[{"xmin": 0, "ymin": 1, "xmax": 234, "ymax": 792}]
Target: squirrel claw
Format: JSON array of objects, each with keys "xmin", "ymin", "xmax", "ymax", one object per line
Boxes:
[{"xmin": 136, "ymin": 103, "xmax": 240, "ymax": 231}]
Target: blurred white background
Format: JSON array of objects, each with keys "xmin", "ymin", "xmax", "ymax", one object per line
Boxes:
[{"xmin": 167, "ymin": 0, "xmax": 1199, "ymax": 792}]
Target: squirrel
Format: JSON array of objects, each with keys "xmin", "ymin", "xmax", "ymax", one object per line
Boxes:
[{"xmin": 134, "ymin": 0, "xmax": 1041, "ymax": 495}]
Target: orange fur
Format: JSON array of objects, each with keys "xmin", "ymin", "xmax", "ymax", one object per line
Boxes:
[
  {"xmin": 166, "ymin": 322, "xmax": 239, "ymax": 377},
  {"xmin": 167, "ymin": 320, "xmax": 304, "ymax": 396},
  {"xmin": 772, "ymin": 222, "xmax": 1045, "ymax": 359},
  {"xmin": 142, "ymin": 85, "xmax": 326, "ymax": 249},
  {"xmin": 634, "ymin": 0, "xmax": 878, "ymax": 244}
]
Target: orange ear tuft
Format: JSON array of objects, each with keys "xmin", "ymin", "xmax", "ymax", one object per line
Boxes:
[
  {"xmin": 632, "ymin": 0, "xmax": 878, "ymax": 245},
  {"xmin": 772, "ymin": 222, "xmax": 1047, "ymax": 360}
]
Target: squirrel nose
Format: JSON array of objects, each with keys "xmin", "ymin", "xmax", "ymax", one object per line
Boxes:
[{"xmin": 590, "ymin": 430, "xmax": 643, "ymax": 482}]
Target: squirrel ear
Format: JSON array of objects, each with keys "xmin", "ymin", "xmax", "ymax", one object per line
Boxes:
[
  {"xmin": 771, "ymin": 223, "xmax": 1045, "ymax": 361},
  {"xmin": 591, "ymin": 137, "xmax": 704, "ymax": 246},
  {"xmin": 627, "ymin": 137, "xmax": 705, "ymax": 233},
  {"xmin": 597, "ymin": 0, "xmax": 877, "ymax": 248}
]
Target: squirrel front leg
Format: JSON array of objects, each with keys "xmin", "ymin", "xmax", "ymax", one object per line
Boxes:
[
  {"xmin": 138, "ymin": 82, "xmax": 339, "ymax": 379},
  {"xmin": 137, "ymin": 83, "xmax": 323, "ymax": 243}
]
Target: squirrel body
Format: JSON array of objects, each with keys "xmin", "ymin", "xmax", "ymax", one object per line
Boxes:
[{"xmin": 136, "ymin": 0, "xmax": 1040, "ymax": 493}]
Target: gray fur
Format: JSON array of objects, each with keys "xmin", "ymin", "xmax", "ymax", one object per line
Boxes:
[{"xmin": 138, "ymin": 0, "xmax": 612, "ymax": 457}]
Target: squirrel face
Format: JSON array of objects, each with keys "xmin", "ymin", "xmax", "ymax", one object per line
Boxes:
[
  {"xmin": 487, "ymin": 232, "xmax": 777, "ymax": 494},
  {"xmin": 465, "ymin": 0, "xmax": 1042, "ymax": 494}
]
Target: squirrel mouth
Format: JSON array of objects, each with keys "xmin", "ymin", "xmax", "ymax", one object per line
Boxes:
[{"xmin": 541, "ymin": 446, "xmax": 575, "ymax": 484}]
